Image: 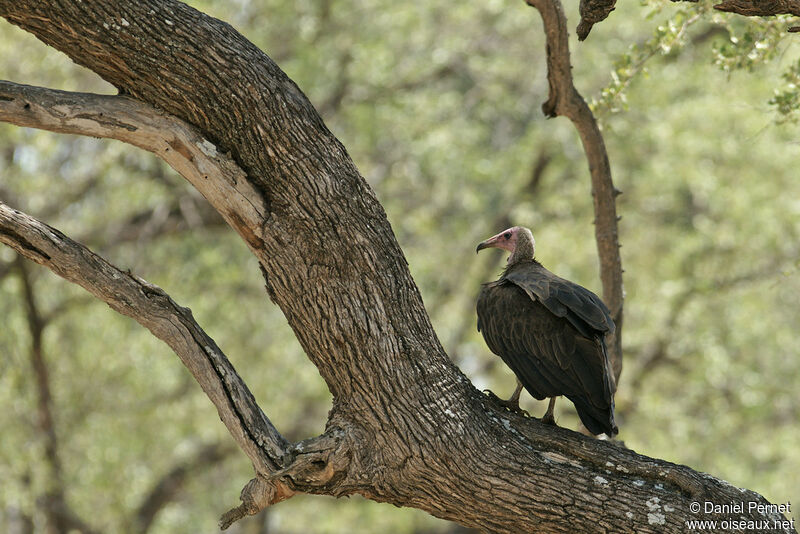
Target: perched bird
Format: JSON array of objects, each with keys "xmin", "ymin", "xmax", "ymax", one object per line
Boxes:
[{"xmin": 476, "ymin": 226, "xmax": 618, "ymax": 436}]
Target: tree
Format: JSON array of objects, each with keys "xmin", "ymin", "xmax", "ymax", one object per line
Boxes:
[{"xmin": 0, "ymin": 1, "xmax": 795, "ymax": 533}]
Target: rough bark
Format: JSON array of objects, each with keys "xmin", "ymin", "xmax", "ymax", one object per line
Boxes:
[
  {"xmin": 584, "ymin": 0, "xmax": 800, "ymax": 32},
  {"xmin": 577, "ymin": 0, "xmax": 617, "ymax": 41},
  {"xmin": 523, "ymin": 0, "xmax": 625, "ymax": 381},
  {"xmin": 712, "ymin": 0, "xmax": 800, "ymax": 16},
  {"xmin": 0, "ymin": 2, "xmax": 795, "ymax": 533}
]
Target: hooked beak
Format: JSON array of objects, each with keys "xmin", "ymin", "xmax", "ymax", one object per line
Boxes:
[{"xmin": 476, "ymin": 235, "xmax": 500, "ymax": 253}]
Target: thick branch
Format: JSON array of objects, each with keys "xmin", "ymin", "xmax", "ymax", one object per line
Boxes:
[
  {"xmin": 524, "ymin": 0, "xmax": 624, "ymax": 380},
  {"xmin": 0, "ymin": 0, "xmax": 454, "ymax": 436}
]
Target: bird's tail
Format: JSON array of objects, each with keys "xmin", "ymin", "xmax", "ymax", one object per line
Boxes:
[{"xmin": 571, "ymin": 396, "xmax": 618, "ymax": 437}]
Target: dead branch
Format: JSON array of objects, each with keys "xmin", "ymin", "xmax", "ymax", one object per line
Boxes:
[{"xmin": 0, "ymin": 81, "xmax": 267, "ymax": 256}]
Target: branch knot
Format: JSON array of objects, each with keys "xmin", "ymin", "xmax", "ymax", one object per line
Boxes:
[{"xmin": 219, "ymin": 475, "xmax": 295, "ymax": 530}]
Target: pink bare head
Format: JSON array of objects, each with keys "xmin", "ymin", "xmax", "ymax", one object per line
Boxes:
[{"xmin": 476, "ymin": 226, "xmax": 535, "ymax": 264}]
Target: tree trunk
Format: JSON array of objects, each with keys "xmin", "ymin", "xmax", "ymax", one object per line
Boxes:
[{"xmin": 0, "ymin": 1, "xmax": 794, "ymax": 533}]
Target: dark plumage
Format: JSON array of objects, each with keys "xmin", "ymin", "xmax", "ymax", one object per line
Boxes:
[{"xmin": 476, "ymin": 226, "xmax": 618, "ymax": 436}]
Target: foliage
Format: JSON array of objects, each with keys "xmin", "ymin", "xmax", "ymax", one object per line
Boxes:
[
  {"xmin": 1, "ymin": 0, "xmax": 798, "ymax": 532},
  {"xmin": 770, "ymin": 58, "xmax": 800, "ymax": 122},
  {"xmin": 590, "ymin": 5, "xmax": 708, "ymax": 117},
  {"xmin": 711, "ymin": 15, "xmax": 794, "ymax": 72}
]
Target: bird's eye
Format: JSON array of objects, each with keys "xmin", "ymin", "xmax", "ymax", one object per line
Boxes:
[{"xmin": 503, "ymin": 232, "xmax": 511, "ymax": 239}]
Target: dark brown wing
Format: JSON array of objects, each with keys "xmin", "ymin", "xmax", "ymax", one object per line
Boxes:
[
  {"xmin": 503, "ymin": 260, "xmax": 614, "ymax": 339},
  {"xmin": 477, "ymin": 265, "xmax": 617, "ymax": 436}
]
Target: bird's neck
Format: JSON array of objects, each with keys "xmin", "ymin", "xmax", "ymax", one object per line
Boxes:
[{"xmin": 508, "ymin": 240, "xmax": 535, "ymax": 266}]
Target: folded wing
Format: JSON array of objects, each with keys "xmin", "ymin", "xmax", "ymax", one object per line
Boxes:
[{"xmin": 477, "ymin": 261, "xmax": 617, "ymax": 436}]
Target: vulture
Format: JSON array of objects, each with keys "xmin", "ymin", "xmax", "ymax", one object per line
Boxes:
[{"xmin": 476, "ymin": 226, "xmax": 618, "ymax": 436}]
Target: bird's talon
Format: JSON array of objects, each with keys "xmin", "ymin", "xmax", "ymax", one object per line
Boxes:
[{"xmin": 484, "ymin": 389, "xmax": 529, "ymax": 416}]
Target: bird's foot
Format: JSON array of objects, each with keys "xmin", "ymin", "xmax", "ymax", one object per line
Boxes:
[
  {"xmin": 540, "ymin": 397, "xmax": 558, "ymax": 427},
  {"xmin": 483, "ymin": 389, "xmax": 530, "ymax": 417},
  {"xmin": 540, "ymin": 412, "xmax": 557, "ymax": 426}
]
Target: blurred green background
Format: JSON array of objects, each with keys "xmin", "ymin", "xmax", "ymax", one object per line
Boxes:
[{"xmin": 1, "ymin": 0, "xmax": 798, "ymax": 532}]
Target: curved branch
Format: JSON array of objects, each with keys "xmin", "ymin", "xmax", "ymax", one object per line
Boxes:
[
  {"xmin": 0, "ymin": 81, "xmax": 268, "ymax": 255},
  {"xmin": 523, "ymin": 0, "xmax": 625, "ymax": 380},
  {"xmin": 0, "ymin": 201, "xmax": 362, "ymax": 526},
  {"xmin": 0, "ymin": 80, "xmax": 283, "ymax": 473},
  {"xmin": 0, "ymin": 201, "xmax": 289, "ymax": 479}
]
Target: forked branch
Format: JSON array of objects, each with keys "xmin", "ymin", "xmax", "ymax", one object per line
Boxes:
[{"xmin": 0, "ymin": 202, "xmax": 355, "ymax": 526}]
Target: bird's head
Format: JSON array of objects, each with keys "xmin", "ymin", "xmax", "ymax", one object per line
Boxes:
[{"xmin": 476, "ymin": 226, "xmax": 535, "ymax": 264}]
